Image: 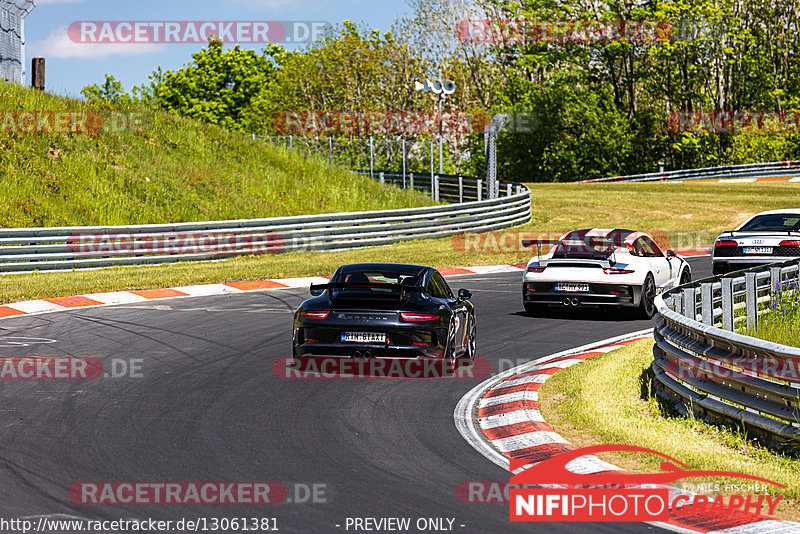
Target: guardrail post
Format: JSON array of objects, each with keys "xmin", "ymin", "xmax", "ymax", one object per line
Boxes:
[
  {"xmin": 289, "ymin": 135, "xmax": 293, "ymax": 153},
  {"xmin": 721, "ymin": 277, "xmax": 734, "ymax": 330},
  {"xmin": 770, "ymin": 266, "xmax": 783, "ymax": 312},
  {"xmin": 433, "ymin": 175, "xmax": 439, "ymax": 202},
  {"xmin": 683, "ymin": 288, "xmax": 696, "ymax": 321},
  {"xmin": 701, "ymin": 282, "xmax": 713, "ymax": 325},
  {"xmin": 252, "ymin": 133, "xmax": 256, "ymax": 141},
  {"xmin": 458, "ymin": 176, "xmax": 463, "ymax": 203},
  {"xmin": 329, "ymin": 137, "xmax": 333, "ymax": 166},
  {"xmin": 506, "ymin": 183, "xmax": 512, "ymax": 196},
  {"xmin": 477, "ymin": 179, "xmax": 483, "ymax": 202},
  {"xmin": 379, "ymin": 172, "xmax": 385, "ymax": 185},
  {"xmin": 745, "ymin": 272, "xmax": 758, "ymax": 330},
  {"xmin": 410, "ymin": 172, "xmax": 414, "ymax": 191}
]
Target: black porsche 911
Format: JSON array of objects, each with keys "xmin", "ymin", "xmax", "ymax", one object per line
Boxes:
[{"xmin": 292, "ymin": 263, "xmax": 476, "ymax": 368}]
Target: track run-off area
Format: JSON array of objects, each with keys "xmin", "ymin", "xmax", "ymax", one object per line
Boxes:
[{"xmin": 0, "ymin": 257, "xmax": 712, "ymax": 533}]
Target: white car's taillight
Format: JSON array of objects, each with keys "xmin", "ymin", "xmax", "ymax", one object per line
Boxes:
[{"xmin": 603, "ymin": 268, "xmax": 635, "ymax": 275}]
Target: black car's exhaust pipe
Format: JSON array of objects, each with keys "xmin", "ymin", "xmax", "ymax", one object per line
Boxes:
[
  {"xmin": 562, "ymin": 298, "xmax": 571, "ymax": 306},
  {"xmin": 571, "ymin": 298, "xmax": 579, "ymax": 306},
  {"xmin": 362, "ymin": 350, "xmax": 372, "ymax": 358},
  {"xmin": 354, "ymin": 350, "xmax": 362, "ymax": 358}
]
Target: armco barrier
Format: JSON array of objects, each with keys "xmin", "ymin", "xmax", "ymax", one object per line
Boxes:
[
  {"xmin": 652, "ymin": 258, "xmax": 800, "ymax": 448},
  {"xmin": 578, "ymin": 160, "xmax": 800, "ymax": 183},
  {"xmin": 0, "ymin": 174, "xmax": 530, "ymax": 273}
]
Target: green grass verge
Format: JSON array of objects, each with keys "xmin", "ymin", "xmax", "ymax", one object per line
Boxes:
[
  {"xmin": 539, "ymin": 339, "xmax": 800, "ymax": 521},
  {"xmin": 743, "ymin": 289, "xmax": 800, "ymax": 347},
  {"xmin": 0, "ymin": 81, "xmax": 434, "ymax": 227}
]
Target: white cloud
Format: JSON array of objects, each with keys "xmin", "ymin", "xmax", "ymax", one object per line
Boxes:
[{"xmin": 28, "ymin": 25, "xmax": 163, "ymax": 59}]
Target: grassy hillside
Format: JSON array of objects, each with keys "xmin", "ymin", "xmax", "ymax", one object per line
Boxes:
[{"xmin": 0, "ymin": 82, "xmax": 433, "ymax": 227}]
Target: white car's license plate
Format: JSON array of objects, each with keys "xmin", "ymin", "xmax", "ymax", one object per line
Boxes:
[
  {"xmin": 342, "ymin": 332, "xmax": 386, "ymax": 343},
  {"xmin": 555, "ymin": 283, "xmax": 589, "ymax": 293},
  {"xmin": 743, "ymin": 247, "xmax": 773, "ymax": 254}
]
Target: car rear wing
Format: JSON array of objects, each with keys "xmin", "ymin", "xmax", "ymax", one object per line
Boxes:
[
  {"xmin": 309, "ymin": 282, "xmax": 426, "ymax": 298},
  {"xmin": 521, "ymin": 238, "xmax": 618, "ymax": 267}
]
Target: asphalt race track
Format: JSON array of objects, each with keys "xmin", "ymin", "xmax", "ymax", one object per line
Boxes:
[{"xmin": 0, "ymin": 257, "xmax": 711, "ymax": 533}]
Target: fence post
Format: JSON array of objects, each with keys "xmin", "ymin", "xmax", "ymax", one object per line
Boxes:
[
  {"xmin": 430, "ymin": 140, "xmax": 434, "ymax": 183},
  {"xmin": 402, "ymin": 138, "xmax": 406, "ymax": 189},
  {"xmin": 458, "ymin": 176, "xmax": 463, "ymax": 203},
  {"xmin": 379, "ymin": 172, "xmax": 385, "ymax": 185},
  {"xmin": 289, "ymin": 135, "xmax": 293, "ymax": 153},
  {"xmin": 745, "ymin": 272, "xmax": 758, "ymax": 330},
  {"xmin": 477, "ymin": 179, "xmax": 483, "ymax": 202},
  {"xmin": 252, "ymin": 133, "xmax": 256, "ymax": 141},
  {"xmin": 434, "ymin": 175, "xmax": 439, "ymax": 201},
  {"xmin": 329, "ymin": 137, "xmax": 333, "ymax": 166},
  {"xmin": 701, "ymin": 282, "xmax": 713, "ymax": 325},
  {"xmin": 721, "ymin": 277, "xmax": 734, "ymax": 330},
  {"xmin": 410, "ymin": 172, "xmax": 414, "ymax": 191},
  {"xmin": 370, "ymin": 136, "xmax": 374, "ymax": 179}
]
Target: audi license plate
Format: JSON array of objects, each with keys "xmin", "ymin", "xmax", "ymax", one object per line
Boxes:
[
  {"xmin": 555, "ymin": 283, "xmax": 589, "ymax": 293},
  {"xmin": 342, "ymin": 332, "xmax": 386, "ymax": 343},
  {"xmin": 743, "ymin": 247, "xmax": 773, "ymax": 255}
]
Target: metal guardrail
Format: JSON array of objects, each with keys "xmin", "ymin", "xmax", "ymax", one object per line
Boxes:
[
  {"xmin": 0, "ymin": 174, "xmax": 531, "ymax": 273},
  {"xmin": 578, "ymin": 160, "xmax": 800, "ymax": 183},
  {"xmin": 652, "ymin": 259, "xmax": 800, "ymax": 448}
]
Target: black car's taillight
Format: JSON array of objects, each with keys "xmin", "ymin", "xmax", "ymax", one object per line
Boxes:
[
  {"xmin": 400, "ymin": 313, "xmax": 439, "ymax": 322},
  {"xmin": 300, "ymin": 311, "xmax": 331, "ymax": 319}
]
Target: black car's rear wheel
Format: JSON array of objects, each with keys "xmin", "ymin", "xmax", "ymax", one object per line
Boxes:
[
  {"xmin": 464, "ymin": 315, "xmax": 476, "ymax": 361},
  {"xmin": 444, "ymin": 322, "xmax": 458, "ymax": 371}
]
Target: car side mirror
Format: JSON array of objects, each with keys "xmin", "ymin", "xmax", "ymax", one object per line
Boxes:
[
  {"xmin": 458, "ymin": 289, "xmax": 472, "ymax": 301},
  {"xmin": 310, "ymin": 284, "xmax": 325, "ymax": 296},
  {"xmin": 667, "ymin": 250, "xmax": 676, "ymax": 259}
]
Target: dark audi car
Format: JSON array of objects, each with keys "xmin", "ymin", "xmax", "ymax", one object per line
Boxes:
[{"xmin": 292, "ymin": 263, "xmax": 475, "ymax": 366}]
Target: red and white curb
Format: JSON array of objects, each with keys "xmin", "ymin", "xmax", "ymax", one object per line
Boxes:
[
  {"xmin": 0, "ymin": 264, "xmax": 526, "ymax": 320},
  {"xmin": 454, "ymin": 330, "xmax": 798, "ymax": 534}
]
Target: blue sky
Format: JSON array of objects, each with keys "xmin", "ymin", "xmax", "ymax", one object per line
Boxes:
[{"xmin": 25, "ymin": 0, "xmax": 408, "ymax": 97}]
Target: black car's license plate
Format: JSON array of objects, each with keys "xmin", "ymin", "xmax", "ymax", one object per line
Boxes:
[{"xmin": 341, "ymin": 332, "xmax": 386, "ymax": 343}]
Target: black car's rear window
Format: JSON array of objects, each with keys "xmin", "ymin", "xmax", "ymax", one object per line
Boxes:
[
  {"xmin": 331, "ymin": 266, "xmax": 425, "ymax": 288},
  {"xmin": 739, "ymin": 214, "xmax": 800, "ymax": 232}
]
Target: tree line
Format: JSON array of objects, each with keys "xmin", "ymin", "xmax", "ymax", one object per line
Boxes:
[{"xmin": 83, "ymin": 0, "xmax": 800, "ymax": 182}]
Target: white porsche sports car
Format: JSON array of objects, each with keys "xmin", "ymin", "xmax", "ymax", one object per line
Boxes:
[{"xmin": 522, "ymin": 228, "xmax": 692, "ymax": 318}]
